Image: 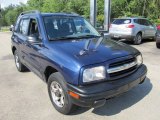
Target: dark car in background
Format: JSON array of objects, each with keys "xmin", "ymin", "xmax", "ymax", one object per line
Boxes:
[
  {"xmin": 157, "ymin": 24, "xmax": 160, "ymax": 31},
  {"xmin": 156, "ymin": 30, "xmax": 160, "ymax": 48}
]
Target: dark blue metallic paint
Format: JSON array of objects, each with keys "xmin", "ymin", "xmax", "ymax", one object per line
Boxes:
[{"xmin": 12, "ymin": 13, "xmax": 140, "ymax": 86}]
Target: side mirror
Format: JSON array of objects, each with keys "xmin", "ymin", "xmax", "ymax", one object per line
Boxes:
[
  {"xmin": 10, "ymin": 25, "xmax": 14, "ymax": 32},
  {"xmin": 10, "ymin": 27, "xmax": 14, "ymax": 32},
  {"xmin": 100, "ymin": 32, "xmax": 104, "ymax": 37},
  {"xmin": 9, "ymin": 28, "xmax": 12, "ymax": 31},
  {"xmin": 27, "ymin": 36, "xmax": 41, "ymax": 44}
]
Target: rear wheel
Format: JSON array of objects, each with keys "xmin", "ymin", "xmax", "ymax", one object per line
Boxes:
[
  {"xmin": 48, "ymin": 72, "xmax": 76, "ymax": 114},
  {"xmin": 14, "ymin": 50, "xmax": 27, "ymax": 72},
  {"xmin": 156, "ymin": 43, "xmax": 160, "ymax": 48},
  {"xmin": 134, "ymin": 33, "xmax": 142, "ymax": 45}
]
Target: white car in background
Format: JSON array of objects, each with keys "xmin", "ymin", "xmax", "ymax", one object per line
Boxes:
[{"xmin": 109, "ymin": 17, "xmax": 156, "ymax": 44}]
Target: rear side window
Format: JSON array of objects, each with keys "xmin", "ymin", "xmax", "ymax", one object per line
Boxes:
[
  {"xmin": 134, "ymin": 19, "xmax": 151, "ymax": 26},
  {"xmin": 112, "ymin": 19, "xmax": 131, "ymax": 25},
  {"xmin": 140, "ymin": 19, "xmax": 149, "ymax": 26},
  {"xmin": 134, "ymin": 19, "xmax": 139, "ymax": 24}
]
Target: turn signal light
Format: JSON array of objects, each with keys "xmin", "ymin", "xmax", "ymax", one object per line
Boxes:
[{"xmin": 68, "ymin": 91, "xmax": 80, "ymax": 99}]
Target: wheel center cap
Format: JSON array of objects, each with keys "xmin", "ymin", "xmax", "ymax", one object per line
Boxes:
[{"xmin": 55, "ymin": 90, "xmax": 61, "ymax": 97}]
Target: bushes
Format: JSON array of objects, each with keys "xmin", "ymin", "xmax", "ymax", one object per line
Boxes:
[{"xmin": 0, "ymin": 26, "xmax": 10, "ymax": 32}]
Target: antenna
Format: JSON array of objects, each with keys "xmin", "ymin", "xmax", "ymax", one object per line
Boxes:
[
  {"xmin": 0, "ymin": 4, "xmax": 2, "ymax": 31},
  {"xmin": 0, "ymin": 4, "xmax": 2, "ymax": 19},
  {"xmin": 0, "ymin": 4, "xmax": 1, "ymax": 12}
]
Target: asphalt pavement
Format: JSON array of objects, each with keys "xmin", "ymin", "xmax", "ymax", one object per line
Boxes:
[{"xmin": 0, "ymin": 32, "xmax": 160, "ymax": 120}]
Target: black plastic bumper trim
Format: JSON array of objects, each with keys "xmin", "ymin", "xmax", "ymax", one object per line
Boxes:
[{"xmin": 67, "ymin": 64, "xmax": 147, "ymax": 107}]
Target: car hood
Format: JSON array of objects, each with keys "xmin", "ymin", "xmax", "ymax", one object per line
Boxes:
[{"xmin": 46, "ymin": 38, "xmax": 139, "ymax": 66}]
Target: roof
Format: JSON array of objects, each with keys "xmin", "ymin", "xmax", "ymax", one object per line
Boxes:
[
  {"xmin": 41, "ymin": 12, "xmax": 80, "ymax": 17},
  {"xmin": 114, "ymin": 17, "xmax": 147, "ymax": 19},
  {"xmin": 20, "ymin": 10, "xmax": 80, "ymax": 17}
]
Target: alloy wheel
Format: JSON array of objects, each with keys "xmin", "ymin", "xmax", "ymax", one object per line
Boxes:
[{"xmin": 50, "ymin": 81, "xmax": 65, "ymax": 108}]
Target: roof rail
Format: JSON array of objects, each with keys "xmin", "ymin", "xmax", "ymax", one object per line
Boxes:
[
  {"xmin": 70, "ymin": 12, "xmax": 79, "ymax": 15},
  {"xmin": 56, "ymin": 12, "xmax": 79, "ymax": 16},
  {"xmin": 20, "ymin": 10, "xmax": 40, "ymax": 16}
]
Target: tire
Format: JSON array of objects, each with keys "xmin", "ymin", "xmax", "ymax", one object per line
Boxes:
[
  {"xmin": 133, "ymin": 33, "xmax": 142, "ymax": 45},
  {"xmin": 48, "ymin": 72, "xmax": 76, "ymax": 115},
  {"xmin": 14, "ymin": 50, "xmax": 27, "ymax": 72},
  {"xmin": 156, "ymin": 43, "xmax": 160, "ymax": 48}
]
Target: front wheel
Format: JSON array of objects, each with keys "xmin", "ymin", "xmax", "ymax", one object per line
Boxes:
[
  {"xmin": 134, "ymin": 33, "xmax": 142, "ymax": 45},
  {"xmin": 14, "ymin": 50, "xmax": 27, "ymax": 72},
  {"xmin": 48, "ymin": 72, "xmax": 76, "ymax": 114}
]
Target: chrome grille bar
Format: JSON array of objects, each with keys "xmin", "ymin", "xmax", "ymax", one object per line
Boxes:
[{"xmin": 107, "ymin": 61, "xmax": 137, "ymax": 74}]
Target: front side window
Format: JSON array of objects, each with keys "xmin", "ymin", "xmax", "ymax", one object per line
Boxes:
[
  {"xmin": 43, "ymin": 16, "xmax": 100, "ymax": 40},
  {"xmin": 19, "ymin": 18, "xmax": 30, "ymax": 35},
  {"xmin": 28, "ymin": 18, "xmax": 40, "ymax": 39}
]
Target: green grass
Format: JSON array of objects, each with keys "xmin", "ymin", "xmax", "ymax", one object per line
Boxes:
[{"xmin": 0, "ymin": 26, "xmax": 10, "ymax": 32}]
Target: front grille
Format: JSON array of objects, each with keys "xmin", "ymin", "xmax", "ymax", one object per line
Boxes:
[
  {"xmin": 109, "ymin": 57, "xmax": 136, "ymax": 68},
  {"xmin": 108, "ymin": 57, "xmax": 138, "ymax": 80}
]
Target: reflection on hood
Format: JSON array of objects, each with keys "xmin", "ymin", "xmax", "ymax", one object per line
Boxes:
[{"xmin": 79, "ymin": 37, "xmax": 104, "ymax": 55}]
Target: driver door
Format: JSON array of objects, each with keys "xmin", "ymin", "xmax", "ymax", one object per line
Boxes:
[{"xmin": 21, "ymin": 17, "xmax": 43, "ymax": 78}]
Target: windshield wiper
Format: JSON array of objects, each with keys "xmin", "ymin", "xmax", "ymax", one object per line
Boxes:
[
  {"xmin": 77, "ymin": 35, "xmax": 101, "ymax": 39},
  {"xmin": 49, "ymin": 36, "xmax": 78, "ymax": 41},
  {"xmin": 49, "ymin": 35, "xmax": 101, "ymax": 41}
]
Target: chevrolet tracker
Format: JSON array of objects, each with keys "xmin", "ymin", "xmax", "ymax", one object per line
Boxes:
[{"xmin": 11, "ymin": 11, "xmax": 147, "ymax": 114}]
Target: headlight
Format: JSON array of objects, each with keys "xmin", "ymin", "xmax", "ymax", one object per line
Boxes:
[
  {"xmin": 136, "ymin": 54, "xmax": 143, "ymax": 65},
  {"xmin": 83, "ymin": 66, "xmax": 105, "ymax": 83}
]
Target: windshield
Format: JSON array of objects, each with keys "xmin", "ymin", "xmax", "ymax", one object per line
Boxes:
[{"xmin": 43, "ymin": 16, "xmax": 100, "ymax": 40}]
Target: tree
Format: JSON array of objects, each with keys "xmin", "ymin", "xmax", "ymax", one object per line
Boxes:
[
  {"xmin": 42, "ymin": 0, "xmax": 67, "ymax": 12},
  {"xmin": 27, "ymin": 0, "xmax": 44, "ymax": 11},
  {"xmin": 42, "ymin": 0, "xmax": 89, "ymax": 15},
  {"xmin": 5, "ymin": 10, "xmax": 17, "ymax": 25}
]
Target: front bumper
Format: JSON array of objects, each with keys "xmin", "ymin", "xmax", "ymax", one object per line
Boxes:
[{"xmin": 67, "ymin": 64, "xmax": 147, "ymax": 108}]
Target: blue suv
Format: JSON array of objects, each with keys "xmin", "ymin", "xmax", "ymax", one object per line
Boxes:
[{"xmin": 11, "ymin": 11, "xmax": 147, "ymax": 114}]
